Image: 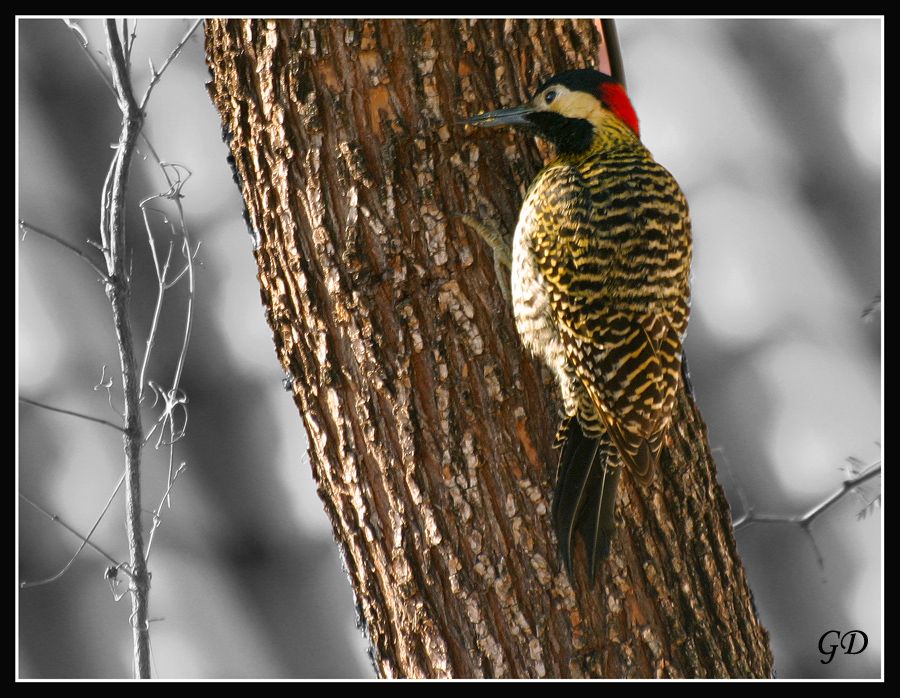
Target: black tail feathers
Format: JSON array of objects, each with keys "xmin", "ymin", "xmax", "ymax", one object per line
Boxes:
[{"xmin": 552, "ymin": 418, "xmax": 621, "ymax": 581}]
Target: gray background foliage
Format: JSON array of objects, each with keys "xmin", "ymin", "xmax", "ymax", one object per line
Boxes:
[{"xmin": 18, "ymin": 18, "xmax": 881, "ymax": 678}]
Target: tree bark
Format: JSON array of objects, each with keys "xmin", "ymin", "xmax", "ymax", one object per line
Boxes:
[{"xmin": 204, "ymin": 18, "xmax": 773, "ymax": 678}]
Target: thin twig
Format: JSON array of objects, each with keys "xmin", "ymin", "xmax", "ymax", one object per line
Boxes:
[
  {"xmin": 20, "ymin": 494, "xmax": 126, "ymax": 576},
  {"xmin": 146, "ymin": 462, "xmax": 186, "ymax": 557},
  {"xmin": 137, "ymin": 233, "xmax": 172, "ymax": 399},
  {"xmin": 20, "ymin": 396, "xmax": 124, "ymax": 433},
  {"xmin": 137, "ymin": 198, "xmax": 182, "ymax": 399},
  {"xmin": 144, "ymin": 383, "xmax": 189, "ymax": 448},
  {"xmin": 733, "ymin": 461, "xmax": 882, "ymax": 531},
  {"xmin": 20, "ymin": 472, "xmax": 128, "ymax": 588},
  {"xmin": 167, "ymin": 241, "xmax": 201, "ymax": 287},
  {"xmin": 122, "ymin": 18, "xmax": 133, "ymax": 69},
  {"xmin": 163, "ymin": 187, "xmax": 194, "ymax": 395},
  {"xmin": 136, "ymin": 163, "xmax": 196, "ymax": 511},
  {"xmin": 63, "ymin": 19, "xmax": 117, "ymax": 98},
  {"xmin": 62, "ymin": 18, "xmax": 172, "ymax": 192},
  {"xmin": 132, "ymin": 162, "xmax": 196, "ymax": 520},
  {"xmin": 19, "ymin": 220, "xmax": 110, "ymax": 281},
  {"xmin": 138, "ymin": 19, "xmax": 203, "ymax": 112}
]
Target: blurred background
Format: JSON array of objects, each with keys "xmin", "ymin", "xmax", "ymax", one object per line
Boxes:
[{"xmin": 17, "ymin": 18, "xmax": 881, "ymax": 679}]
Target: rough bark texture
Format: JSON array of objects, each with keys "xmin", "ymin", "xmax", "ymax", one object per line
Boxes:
[{"xmin": 205, "ymin": 18, "xmax": 773, "ymax": 678}]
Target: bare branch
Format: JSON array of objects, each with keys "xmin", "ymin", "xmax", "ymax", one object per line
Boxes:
[
  {"xmin": 166, "ymin": 241, "xmax": 201, "ymax": 287},
  {"xmin": 146, "ymin": 461, "xmax": 187, "ymax": 556},
  {"xmin": 104, "ymin": 19, "xmax": 151, "ymax": 678},
  {"xmin": 138, "ymin": 19, "xmax": 203, "ymax": 112},
  {"xmin": 159, "ymin": 172, "xmax": 194, "ymax": 395},
  {"xmin": 23, "ymin": 19, "xmax": 198, "ymax": 679},
  {"xmin": 62, "ymin": 17, "xmax": 170, "ymax": 187},
  {"xmin": 63, "ymin": 18, "xmax": 116, "ymax": 97},
  {"xmin": 733, "ymin": 461, "xmax": 882, "ymax": 531},
  {"xmin": 137, "ymin": 164, "xmax": 196, "ymax": 407},
  {"xmin": 126, "ymin": 18, "xmax": 138, "ymax": 60},
  {"xmin": 106, "ymin": 20, "xmax": 140, "ymax": 117},
  {"xmin": 20, "ymin": 396, "xmax": 124, "ymax": 433},
  {"xmin": 19, "ymin": 220, "xmax": 110, "ymax": 281},
  {"xmin": 122, "ymin": 19, "xmax": 129, "ymax": 62},
  {"xmin": 20, "ymin": 472, "xmax": 128, "ymax": 588},
  {"xmin": 20, "ymin": 493, "xmax": 127, "ymax": 583},
  {"xmin": 137, "ymin": 165, "xmax": 196, "ymax": 526},
  {"xmin": 137, "ymin": 225, "xmax": 173, "ymax": 398},
  {"xmin": 99, "ymin": 151, "xmax": 118, "ymax": 270},
  {"xmin": 122, "ymin": 18, "xmax": 136, "ymax": 69},
  {"xmin": 138, "ymin": 136, "xmax": 170, "ymax": 186},
  {"xmin": 144, "ymin": 383, "xmax": 189, "ymax": 448}
]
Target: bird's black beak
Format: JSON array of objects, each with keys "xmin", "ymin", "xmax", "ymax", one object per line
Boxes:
[{"xmin": 461, "ymin": 104, "xmax": 535, "ymax": 128}]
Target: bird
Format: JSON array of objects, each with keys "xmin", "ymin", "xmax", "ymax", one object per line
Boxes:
[{"xmin": 462, "ymin": 68, "xmax": 692, "ymax": 579}]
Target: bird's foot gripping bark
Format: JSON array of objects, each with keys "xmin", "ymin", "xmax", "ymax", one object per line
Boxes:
[{"xmin": 455, "ymin": 213, "xmax": 512, "ymax": 304}]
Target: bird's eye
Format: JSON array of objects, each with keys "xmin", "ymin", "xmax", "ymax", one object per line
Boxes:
[{"xmin": 544, "ymin": 90, "xmax": 557, "ymax": 104}]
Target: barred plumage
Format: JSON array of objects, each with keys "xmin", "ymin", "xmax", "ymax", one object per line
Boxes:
[{"xmin": 465, "ymin": 69, "xmax": 692, "ymax": 579}]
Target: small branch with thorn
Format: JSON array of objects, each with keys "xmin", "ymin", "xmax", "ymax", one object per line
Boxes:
[{"xmin": 732, "ymin": 459, "xmax": 881, "ymax": 568}]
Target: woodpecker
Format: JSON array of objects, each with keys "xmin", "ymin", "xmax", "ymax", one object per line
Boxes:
[{"xmin": 464, "ymin": 69, "xmax": 692, "ymax": 579}]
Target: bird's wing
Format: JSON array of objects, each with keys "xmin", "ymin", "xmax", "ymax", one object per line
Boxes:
[
  {"xmin": 562, "ymin": 312, "xmax": 681, "ymax": 483},
  {"xmin": 528, "ymin": 162, "xmax": 687, "ymax": 482}
]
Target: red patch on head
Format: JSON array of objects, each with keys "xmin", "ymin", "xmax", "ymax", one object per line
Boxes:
[{"xmin": 599, "ymin": 83, "xmax": 640, "ymax": 137}]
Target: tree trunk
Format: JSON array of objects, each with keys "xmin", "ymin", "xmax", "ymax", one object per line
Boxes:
[{"xmin": 204, "ymin": 18, "xmax": 773, "ymax": 678}]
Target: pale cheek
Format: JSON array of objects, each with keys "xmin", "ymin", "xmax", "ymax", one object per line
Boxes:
[
  {"xmin": 551, "ymin": 98, "xmax": 606, "ymax": 130},
  {"xmin": 568, "ymin": 104, "xmax": 606, "ymax": 130}
]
